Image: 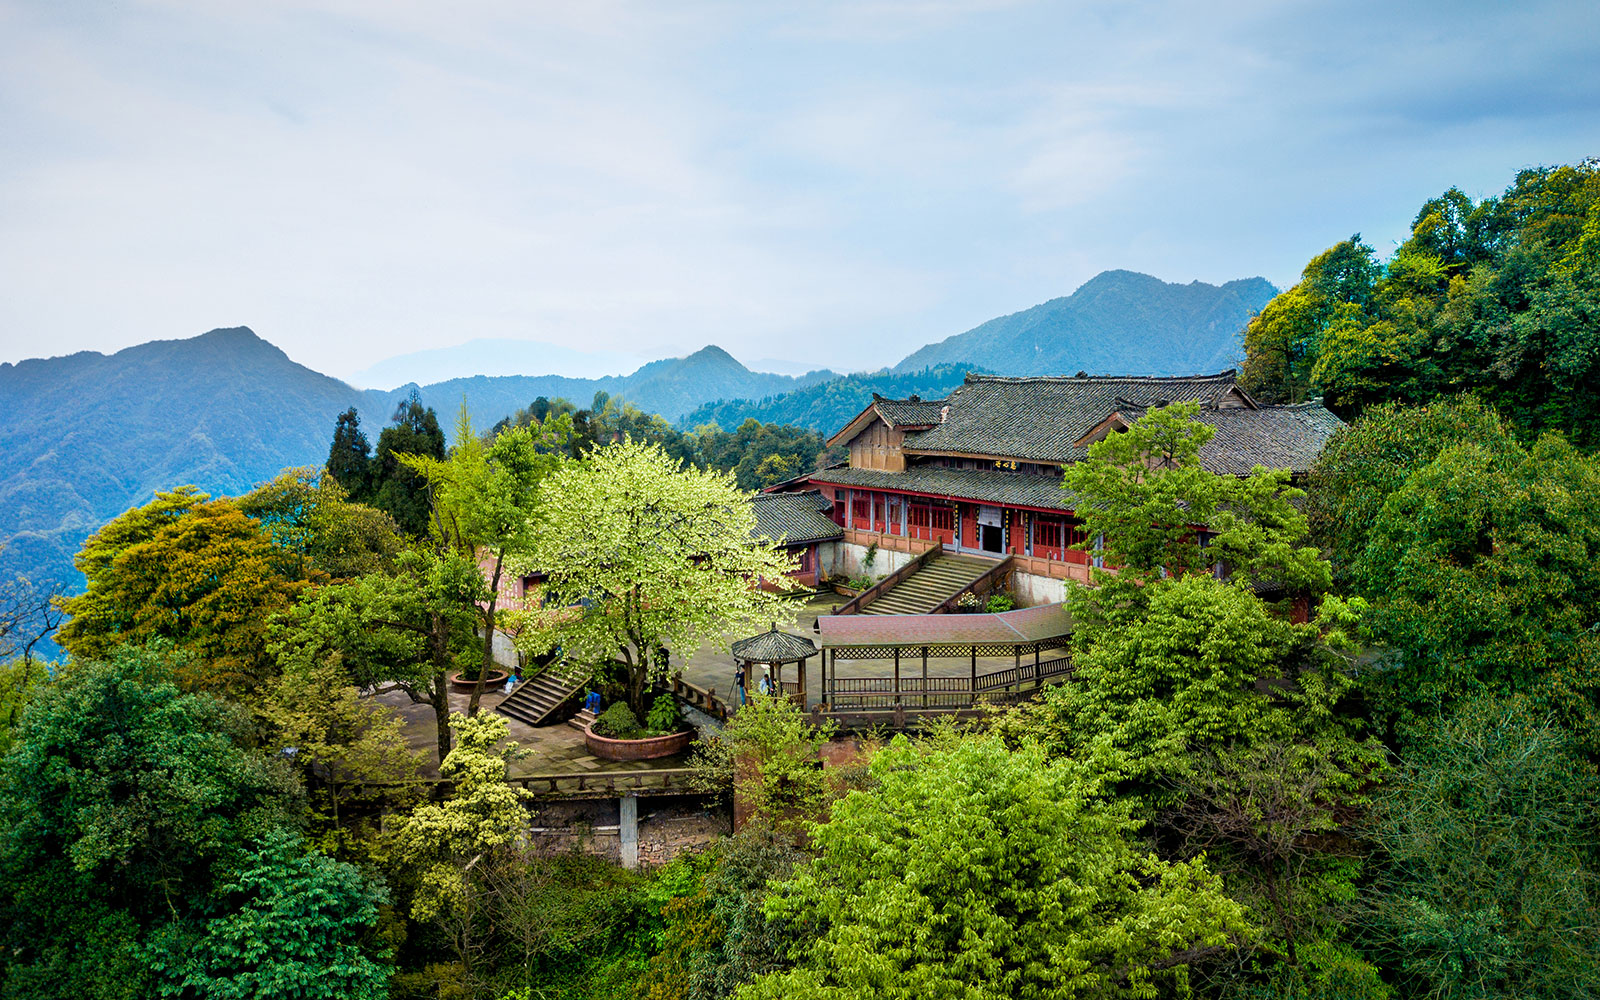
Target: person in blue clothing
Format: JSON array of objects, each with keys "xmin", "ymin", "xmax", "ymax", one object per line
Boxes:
[
  {"xmin": 584, "ymin": 690, "xmax": 601, "ymax": 714},
  {"xmin": 503, "ymin": 672, "xmax": 519, "ymax": 696},
  {"xmin": 734, "ymin": 664, "xmax": 747, "ymax": 707}
]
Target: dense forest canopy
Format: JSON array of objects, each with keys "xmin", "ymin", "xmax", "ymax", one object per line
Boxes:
[{"xmin": 1241, "ymin": 160, "xmax": 1600, "ymax": 446}]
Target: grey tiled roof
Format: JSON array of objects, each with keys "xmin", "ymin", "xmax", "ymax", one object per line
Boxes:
[
  {"xmin": 900, "ymin": 371, "xmax": 1243, "ymax": 463},
  {"xmin": 810, "ymin": 465, "xmax": 1079, "ymax": 512},
  {"xmin": 872, "ymin": 394, "xmax": 946, "ymax": 427},
  {"xmin": 732, "ymin": 625, "xmax": 819, "ymax": 662},
  {"xmin": 1190, "ymin": 404, "xmax": 1346, "ymax": 476},
  {"xmin": 750, "ymin": 490, "xmax": 844, "ymax": 546}
]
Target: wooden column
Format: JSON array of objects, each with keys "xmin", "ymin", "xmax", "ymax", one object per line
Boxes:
[
  {"xmin": 1034, "ymin": 645, "xmax": 1041, "ymax": 687},
  {"xmin": 845, "ymin": 490, "xmax": 854, "ymax": 530},
  {"xmin": 1014, "ymin": 646, "xmax": 1021, "ymax": 693},
  {"xmin": 893, "ymin": 648, "xmax": 901, "ymax": 707},
  {"xmin": 922, "ymin": 645, "xmax": 929, "ymax": 709},
  {"xmin": 970, "ymin": 644, "xmax": 977, "ymax": 706}
]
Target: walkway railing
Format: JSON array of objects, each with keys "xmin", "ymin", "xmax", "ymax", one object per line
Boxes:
[
  {"xmin": 824, "ymin": 655, "xmax": 1073, "ymax": 714},
  {"xmin": 355, "ymin": 768, "xmax": 704, "ymax": 803},
  {"xmin": 665, "ymin": 675, "xmax": 731, "ymax": 721}
]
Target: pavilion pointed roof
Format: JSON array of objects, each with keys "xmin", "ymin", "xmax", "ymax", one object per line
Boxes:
[{"xmin": 731, "ymin": 624, "xmax": 818, "ymax": 662}]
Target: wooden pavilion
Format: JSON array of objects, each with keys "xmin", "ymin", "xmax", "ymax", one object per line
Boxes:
[{"xmin": 730, "ymin": 624, "xmax": 818, "ymax": 708}]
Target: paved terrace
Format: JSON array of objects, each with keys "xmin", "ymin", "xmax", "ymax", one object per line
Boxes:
[{"xmin": 377, "ymin": 685, "xmax": 694, "ymax": 779}]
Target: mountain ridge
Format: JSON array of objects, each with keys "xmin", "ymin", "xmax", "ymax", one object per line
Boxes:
[
  {"xmin": 0, "ymin": 269, "xmax": 1277, "ymax": 609},
  {"xmin": 892, "ymin": 270, "xmax": 1275, "ymax": 376}
]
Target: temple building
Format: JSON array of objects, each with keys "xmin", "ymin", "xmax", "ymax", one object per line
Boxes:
[
  {"xmin": 748, "ymin": 489, "xmax": 843, "ymax": 589},
  {"xmin": 776, "ymin": 370, "xmax": 1344, "ymax": 605}
]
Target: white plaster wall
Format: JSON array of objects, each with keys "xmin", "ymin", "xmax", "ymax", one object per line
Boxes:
[
  {"xmin": 1013, "ymin": 570, "xmax": 1071, "ymax": 608},
  {"xmin": 815, "ymin": 540, "xmax": 845, "ymax": 580},
  {"xmin": 836, "ymin": 541, "xmax": 916, "ymax": 581}
]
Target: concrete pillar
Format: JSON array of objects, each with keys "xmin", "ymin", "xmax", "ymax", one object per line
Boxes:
[{"xmin": 619, "ymin": 794, "xmax": 639, "ymax": 869}]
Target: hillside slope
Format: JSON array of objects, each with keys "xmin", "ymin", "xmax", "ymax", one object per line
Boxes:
[
  {"xmin": 0, "ymin": 332, "xmax": 830, "ymax": 596},
  {"xmin": 0, "ymin": 328, "xmax": 364, "ymax": 593},
  {"xmin": 893, "ymin": 270, "xmax": 1275, "ymax": 376}
]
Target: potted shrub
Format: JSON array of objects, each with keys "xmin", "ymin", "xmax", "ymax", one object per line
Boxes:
[
  {"xmin": 585, "ymin": 695, "xmax": 694, "ymax": 761},
  {"xmin": 448, "ymin": 661, "xmax": 510, "ymax": 693}
]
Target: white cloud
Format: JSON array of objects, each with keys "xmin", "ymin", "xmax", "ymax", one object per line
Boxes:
[{"xmin": 1, "ymin": 0, "xmax": 1596, "ymax": 377}]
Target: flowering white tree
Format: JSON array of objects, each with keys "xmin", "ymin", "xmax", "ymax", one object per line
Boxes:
[{"xmin": 519, "ymin": 438, "xmax": 798, "ymax": 717}]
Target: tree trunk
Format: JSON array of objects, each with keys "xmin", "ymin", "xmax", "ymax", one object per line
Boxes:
[
  {"xmin": 624, "ymin": 643, "xmax": 648, "ymax": 720},
  {"xmin": 430, "ymin": 612, "xmax": 454, "ymax": 767},
  {"xmin": 468, "ymin": 551, "xmax": 504, "ymax": 717},
  {"xmin": 432, "ymin": 673, "xmax": 452, "ymax": 768}
]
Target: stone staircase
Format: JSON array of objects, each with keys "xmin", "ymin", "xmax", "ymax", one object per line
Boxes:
[
  {"xmin": 860, "ymin": 553, "xmax": 998, "ymax": 615},
  {"xmin": 495, "ymin": 662, "xmax": 590, "ymax": 728}
]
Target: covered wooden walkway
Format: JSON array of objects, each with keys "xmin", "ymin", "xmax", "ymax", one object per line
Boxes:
[{"xmin": 815, "ymin": 603, "xmax": 1073, "ymax": 728}]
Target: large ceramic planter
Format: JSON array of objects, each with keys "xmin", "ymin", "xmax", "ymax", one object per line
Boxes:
[
  {"xmin": 449, "ymin": 669, "xmax": 509, "ymax": 693},
  {"xmin": 584, "ymin": 724, "xmax": 694, "ymax": 762}
]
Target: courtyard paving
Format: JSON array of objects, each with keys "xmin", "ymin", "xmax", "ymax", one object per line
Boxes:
[
  {"xmin": 379, "ymin": 589, "xmax": 1029, "ymax": 774},
  {"xmin": 376, "ymin": 684, "xmax": 692, "ymax": 778}
]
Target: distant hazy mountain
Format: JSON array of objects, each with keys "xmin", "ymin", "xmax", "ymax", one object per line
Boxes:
[
  {"xmin": 680, "ymin": 364, "xmax": 977, "ymax": 435},
  {"xmin": 0, "ymin": 328, "xmax": 363, "ymax": 601},
  {"xmin": 680, "ymin": 270, "xmax": 1276, "ymax": 434},
  {"xmin": 0, "ymin": 330, "xmax": 834, "ymax": 600},
  {"xmin": 395, "ymin": 345, "xmax": 838, "ymax": 431},
  {"xmin": 892, "ymin": 270, "xmax": 1276, "ymax": 376},
  {"xmin": 348, "ymin": 338, "xmax": 649, "ymax": 388}
]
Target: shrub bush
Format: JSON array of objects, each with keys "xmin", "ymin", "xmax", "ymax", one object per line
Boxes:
[
  {"xmin": 985, "ymin": 592, "xmax": 1015, "ymax": 613},
  {"xmin": 592, "ymin": 703, "xmax": 642, "ymax": 738},
  {"xmin": 645, "ymin": 695, "xmax": 681, "ymax": 734}
]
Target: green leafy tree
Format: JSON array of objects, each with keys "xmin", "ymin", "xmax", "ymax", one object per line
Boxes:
[
  {"xmin": 1240, "ymin": 237, "xmax": 1380, "ymax": 405},
  {"xmin": 0, "ymin": 644, "xmax": 305, "ymax": 999},
  {"xmin": 394, "ymin": 713, "xmax": 531, "ymax": 979},
  {"xmin": 639, "ymin": 828, "xmax": 807, "ymax": 999},
  {"xmin": 1350, "ymin": 431, "xmax": 1600, "ymax": 737},
  {"xmin": 1244, "ymin": 161, "xmax": 1600, "ymax": 445},
  {"xmin": 399, "ymin": 407, "xmax": 571, "ymax": 714},
  {"xmin": 1061, "ymin": 401, "xmax": 1330, "ymax": 616},
  {"xmin": 1039, "ymin": 403, "xmax": 1382, "ymax": 979},
  {"xmin": 1305, "ymin": 396, "xmax": 1513, "ymax": 588},
  {"xmin": 739, "ymin": 734, "xmax": 1251, "ymax": 1000},
  {"xmin": 326, "ymin": 406, "xmax": 375, "ymax": 501},
  {"xmin": 256, "ymin": 656, "xmax": 424, "ymax": 861},
  {"xmin": 753, "ymin": 452, "xmax": 793, "ymax": 487},
  {"xmin": 1366, "ymin": 695, "xmax": 1600, "ymax": 999},
  {"xmin": 145, "ymin": 830, "xmax": 391, "ymax": 1000},
  {"xmin": 1008, "ymin": 577, "xmax": 1377, "ymax": 806},
  {"xmin": 372, "ymin": 389, "xmax": 447, "ymax": 536},
  {"xmin": 519, "ymin": 438, "xmax": 797, "ymax": 717},
  {"xmin": 240, "ymin": 467, "xmax": 404, "ymax": 581},
  {"xmin": 691, "ymin": 692, "xmax": 838, "ymax": 836},
  {"xmin": 56, "ymin": 487, "xmax": 310, "ymax": 693},
  {"xmin": 272, "ymin": 547, "xmax": 484, "ymax": 766}
]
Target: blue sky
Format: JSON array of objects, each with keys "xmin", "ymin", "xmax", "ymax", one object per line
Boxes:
[{"xmin": 1, "ymin": 0, "xmax": 1596, "ymax": 381}]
